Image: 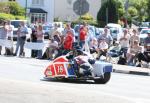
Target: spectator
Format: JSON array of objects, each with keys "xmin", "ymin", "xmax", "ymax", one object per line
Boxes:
[
  {"xmin": 136, "ymin": 31, "xmax": 150, "ymax": 67},
  {"xmin": 4, "ymin": 20, "xmax": 14, "ymax": 55},
  {"xmin": 31, "ymin": 25, "xmax": 37, "ymax": 58},
  {"xmin": 89, "ymin": 37, "xmax": 98, "ymax": 54},
  {"xmin": 106, "ymin": 41, "xmax": 121, "ymax": 62},
  {"xmin": 130, "ymin": 29, "xmax": 140, "ymax": 47},
  {"xmin": 98, "ymin": 27, "xmax": 113, "ymax": 46},
  {"xmin": 43, "ymin": 39, "xmax": 58, "ymax": 60},
  {"xmin": 79, "ymin": 25, "xmax": 88, "ymax": 49},
  {"xmin": 36, "ymin": 25, "xmax": 44, "ymax": 59},
  {"xmin": 63, "ymin": 30, "xmax": 74, "ymax": 55},
  {"xmin": 14, "ymin": 21, "xmax": 28, "ymax": 57},
  {"xmin": 0, "ymin": 21, "xmax": 7, "ymax": 55},
  {"xmin": 63, "ymin": 23, "xmax": 75, "ymax": 40},
  {"xmin": 126, "ymin": 40, "xmax": 143, "ymax": 65},
  {"xmin": 119, "ymin": 29, "xmax": 130, "ymax": 58},
  {"xmin": 96, "ymin": 38, "xmax": 108, "ymax": 60}
]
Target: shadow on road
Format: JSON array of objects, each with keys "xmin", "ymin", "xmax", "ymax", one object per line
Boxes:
[{"xmin": 40, "ymin": 78, "xmax": 98, "ymax": 84}]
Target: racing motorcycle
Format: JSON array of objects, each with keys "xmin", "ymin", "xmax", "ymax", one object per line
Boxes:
[{"xmin": 44, "ymin": 44, "xmax": 113, "ymax": 84}]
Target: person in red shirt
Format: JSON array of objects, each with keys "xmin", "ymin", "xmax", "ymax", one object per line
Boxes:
[
  {"xmin": 79, "ymin": 26, "xmax": 88, "ymax": 49},
  {"xmin": 63, "ymin": 31, "xmax": 74, "ymax": 54}
]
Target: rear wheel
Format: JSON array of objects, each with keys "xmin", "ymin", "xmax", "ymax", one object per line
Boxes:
[{"xmin": 94, "ymin": 72, "xmax": 111, "ymax": 84}]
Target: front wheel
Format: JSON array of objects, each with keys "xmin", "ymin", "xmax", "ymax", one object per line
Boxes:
[{"xmin": 94, "ymin": 72, "xmax": 111, "ymax": 84}]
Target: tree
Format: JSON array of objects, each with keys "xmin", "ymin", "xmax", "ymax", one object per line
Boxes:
[
  {"xmin": 0, "ymin": 2, "xmax": 25, "ymax": 20},
  {"xmin": 147, "ymin": 0, "xmax": 150, "ymax": 21},
  {"xmin": 97, "ymin": 0, "xmax": 119, "ymax": 27}
]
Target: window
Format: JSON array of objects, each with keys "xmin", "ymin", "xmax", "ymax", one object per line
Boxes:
[
  {"xmin": 31, "ymin": 13, "xmax": 46, "ymax": 23},
  {"xmin": 32, "ymin": 0, "xmax": 44, "ymax": 6}
]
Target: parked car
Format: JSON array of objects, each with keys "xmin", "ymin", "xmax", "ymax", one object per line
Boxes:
[
  {"xmin": 10, "ymin": 20, "xmax": 32, "ymax": 41},
  {"xmin": 106, "ymin": 23, "xmax": 123, "ymax": 40},
  {"xmin": 43, "ymin": 25, "xmax": 51, "ymax": 39},
  {"xmin": 139, "ymin": 28, "xmax": 150, "ymax": 45},
  {"xmin": 95, "ymin": 27, "xmax": 104, "ymax": 37},
  {"xmin": 138, "ymin": 22, "xmax": 150, "ymax": 32}
]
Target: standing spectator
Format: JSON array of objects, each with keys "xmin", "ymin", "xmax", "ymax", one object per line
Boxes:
[
  {"xmin": 130, "ymin": 29, "xmax": 140, "ymax": 47},
  {"xmin": 31, "ymin": 25, "xmax": 37, "ymax": 58},
  {"xmin": 14, "ymin": 21, "xmax": 28, "ymax": 57},
  {"xmin": 36, "ymin": 25, "xmax": 44, "ymax": 59},
  {"xmin": 0, "ymin": 21, "xmax": 7, "ymax": 55},
  {"xmin": 5, "ymin": 20, "xmax": 14, "ymax": 55},
  {"xmin": 119, "ymin": 29, "xmax": 130, "ymax": 58},
  {"xmin": 79, "ymin": 25, "xmax": 88, "ymax": 49},
  {"xmin": 98, "ymin": 27, "xmax": 113, "ymax": 46}
]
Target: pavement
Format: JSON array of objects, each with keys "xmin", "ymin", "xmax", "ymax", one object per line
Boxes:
[{"xmin": 113, "ymin": 64, "xmax": 150, "ymax": 76}]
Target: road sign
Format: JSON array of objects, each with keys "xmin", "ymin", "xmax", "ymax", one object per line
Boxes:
[{"xmin": 73, "ymin": 0, "xmax": 89, "ymax": 15}]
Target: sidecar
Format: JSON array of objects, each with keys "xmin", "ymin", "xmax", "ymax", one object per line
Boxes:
[{"xmin": 44, "ymin": 54, "xmax": 113, "ymax": 84}]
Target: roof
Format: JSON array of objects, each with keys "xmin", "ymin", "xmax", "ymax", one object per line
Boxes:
[{"xmin": 29, "ymin": 8, "xmax": 47, "ymax": 13}]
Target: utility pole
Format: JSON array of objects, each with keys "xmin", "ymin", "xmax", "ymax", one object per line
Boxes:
[
  {"xmin": 25, "ymin": 0, "xmax": 27, "ymax": 19},
  {"xmin": 124, "ymin": 0, "xmax": 129, "ymax": 27},
  {"xmin": 106, "ymin": 0, "xmax": 109, "ymax": 24}
]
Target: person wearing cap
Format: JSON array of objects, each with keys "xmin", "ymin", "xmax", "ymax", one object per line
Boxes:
[{"xmin": 136, "ymin": 30, "xmax": 150, "ymax": 67}]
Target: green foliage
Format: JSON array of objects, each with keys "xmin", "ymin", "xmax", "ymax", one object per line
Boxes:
[
  {"xmin": 0, "ymin": 1, "xmax": 25, "ymax": 21},
  {"xmin": 129, "ymin": 0, "xmax": 148, "ymax": 22},
  {"xmin": 80, "ymin": 13, "xmax": 93, "ymax": 20},
  {"xmin": 128, "ymin": 7, "xmax": 138, "ymax": 16},
  {"xmin": 72, "ymin": 13, "xmax": 98, "ymax": 27},
  {"xmin": 54, "ymin": 17, "xmax": 60, "ymax": 22},
  {"xmin": 147, "ymin": 0, "xmax": 150, "ymax": 21},
  {"xmin": 0, "ymin": 13, "xmax": 15, "ymax": 21},
  {"xmin": 7, "ymin": 2, "xmax": 25, "ymax": 16},
  {"xmin": 15, "ymin": 16, "xmax": 25, "ymax": 20},
  {"xmin": 97, "ymin": 0, "xmax": 119, "ymax": 27}
]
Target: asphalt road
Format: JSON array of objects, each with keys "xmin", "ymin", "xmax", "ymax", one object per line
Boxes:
[{"xmin": 0, "ymin": 56, "xmax": 150, "ymax": 103}]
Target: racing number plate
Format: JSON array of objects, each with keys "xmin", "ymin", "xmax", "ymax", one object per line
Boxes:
[{"xmin": 54, "ymin": 64, "xmax": 67, "ymax": 76}]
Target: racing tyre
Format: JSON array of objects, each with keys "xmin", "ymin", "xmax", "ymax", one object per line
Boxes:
[{"xmin": 94, "ymin": 72, "xmax": 111, "ymax": 84}]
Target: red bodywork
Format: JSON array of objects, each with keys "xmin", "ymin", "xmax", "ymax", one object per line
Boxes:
[{"xmin": 44, "ymin": 56, "xmax": 69, "ymax": 77}]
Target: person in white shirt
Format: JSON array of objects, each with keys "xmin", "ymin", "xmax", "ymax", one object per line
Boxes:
[
  {"xmin": 119, "ymin": 29, "xmax": 130, "ymax": 58},
  {"xmin": 5, "ymin": 20, "xmax": 14, "ymax": 55},
  {"xmin": 0, "ymin": 21, "xmax": 7, "ymax": 55},
  {"xmin": 96, "ymin": 38, "xmax": 108, "ymax": 60}
]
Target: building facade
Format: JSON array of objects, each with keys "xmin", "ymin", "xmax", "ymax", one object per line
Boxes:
[
  {"xmin": 1, "ymin": 0, "xmax": 102, "ymax": 23},
  {"xmin": 15, "ymin": 0, "xmax": 54, "ymax": 23},
  {"xmin": 54, "ymin": 0, "xmax": 102, "ymax": 21}
]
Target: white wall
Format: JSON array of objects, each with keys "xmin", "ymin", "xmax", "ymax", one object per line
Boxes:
[
  {"xmin": 54, "ymin": 0, "xmax": 101, "ymax": 21},
  {"xmin": 16, "ymin": 0, "xmax": 54, "ymax": 23}
]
